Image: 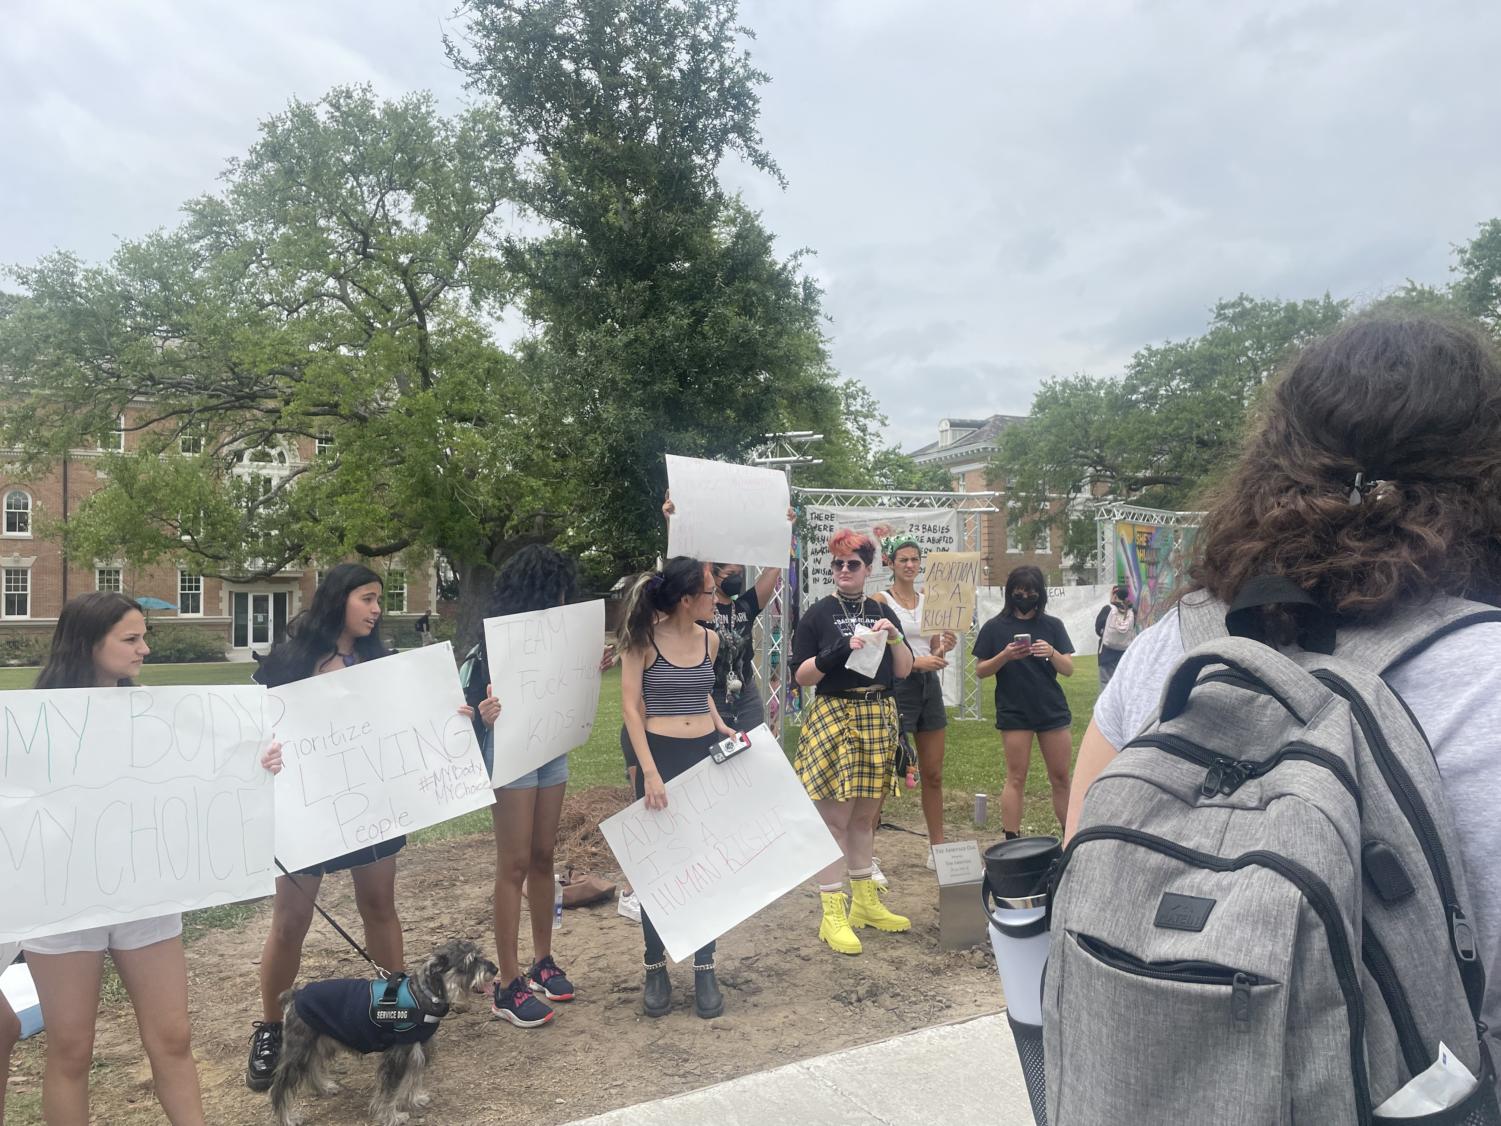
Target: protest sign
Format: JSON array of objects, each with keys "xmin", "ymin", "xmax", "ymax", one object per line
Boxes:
[
  {"xmin": 0, "ymin": 685, "xmax": 273, "ymax": 943},
  {"xmin": 599, "ymin": 725, "xmax": 841, "ymax": 962},
  {"xmin": 665, "ymin": 454, "xmax": 791, "ymax": 569},
  {"xmin": 267, "ymin": 643, "xmax": 492, "ymax": 872},
  {"xmin": 921, "ymin": 551, "xmax": 984, "ymax": 634},
  {"xmin": 484, "ymin": 600, "xmax": 605, "ymax": 787}
]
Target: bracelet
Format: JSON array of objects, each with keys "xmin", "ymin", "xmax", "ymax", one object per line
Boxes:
[{"xmin": 886, "ymin": 633, "xmax": 905, "ymax": 647}]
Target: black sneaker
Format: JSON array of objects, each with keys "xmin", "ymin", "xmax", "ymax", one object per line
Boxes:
[
  {"xmin": 527, "ymin": 955, "xmax": 576, "ymax": 1002},
  {"xmin": 492, "ymin": 976, "xmax": 554, "ymax": 1028},
  {"xmin": 246, "ymin": 1020, "xmax": 282, "ymax": 1092}
]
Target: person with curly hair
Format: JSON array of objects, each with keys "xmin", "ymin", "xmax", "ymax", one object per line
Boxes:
[
  {"xmin": 791, "ymin": 529, "xmax": 915, "ymax": 955},
  {"xmin": 463, "ymin": 545, "xmax": 585, "ymax": 1028},
  {"xmin": 1067, "ymin": 315, "xmax": 1501, "ymax": 1100}
]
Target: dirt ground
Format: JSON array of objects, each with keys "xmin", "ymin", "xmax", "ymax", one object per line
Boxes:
[{"xmin": 6, "ymin": 787, "xmax": 1005, "ymax": 1125}]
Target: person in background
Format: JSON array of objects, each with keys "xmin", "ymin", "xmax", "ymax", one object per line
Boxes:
[
  {"xmin": 1093, "ymin": 583, "xmax": 1137, "ymax": 688},
  {"xmin": 791, "ymin": 530, "xmax": 915, "ymax": 955},
  {"xmin": 972, "ymin": 565, "xmax": 1075, "ymax": 839},
  {"xmin": 26, "ymin": 592, "xmax": 281, "ymax": 1124}
]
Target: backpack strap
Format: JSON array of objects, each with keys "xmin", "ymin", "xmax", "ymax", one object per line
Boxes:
[
  {"xmin": 1175, "ymin": 587, "xmax": 1227, "ymax": 650},
  {"xmin": 1334, "ymin": 594, "xmax": 1501, "ymax": 675}
]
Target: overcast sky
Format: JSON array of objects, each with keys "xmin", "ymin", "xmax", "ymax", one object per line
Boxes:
[{"xmin": 4, "ymin": 1, "xmax": 1499, "ymax": 453}]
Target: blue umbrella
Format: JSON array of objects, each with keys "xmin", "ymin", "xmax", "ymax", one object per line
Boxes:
[{"xmin": 133, "ymin": 596, "xmax": 178, "ymax": 611}]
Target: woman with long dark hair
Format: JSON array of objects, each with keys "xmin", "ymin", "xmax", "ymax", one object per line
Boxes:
[
  {"xmin": 618, "ymin": 555, "xmax": 738, "ymax": 1018},
  {"xmin": 464, "ymin": 545, "xmax": 581, "ymax": 1028},
  {"xmin": 245, "ymin": 563, "xmax": 470, "ymax": 1090},
  {"xmin": 972, "ymin": 564, "xmax": 1075, "ymax": 839},
  {"xmin": 1068, "ymin": 316, "xmax": 1501, "ymax": 1101},
  {"xmin": 23, "ymin": 593, "xmax": 281, "ymax": 1124},
  {"xmin": 791, "ymin": 529, "xmax": 915, "ymax": 955}
]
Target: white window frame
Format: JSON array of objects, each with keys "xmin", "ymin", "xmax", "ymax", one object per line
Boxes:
[
  {"xmin": 3, "ymin": 490, "xmax": 32, "ymax": 537},
  {"xmin": 179, "ymin": 429, "xmax": 204, "ymax": 455},
  {"xmin": 2, "ymin": 566, "xmax": 31, "ymax": 619},
  {"xmin": 383, "ymin": 570, "xmax": 407, "ymax": 614},
  {"xmin": 96, "ymin": 566, "xmax": 123, "ymax": 593},
  {"xmin": 178, "ymin": 570, "xmax": 203, "ymax": 617},
  {"xmin": 315, "ymin": 431, "xmax": 334, "ymax": 456},
  {"xmin": 1006, "ymin": 511, "xmax": 1053, "ymax": 555},
  {"xmin": 99, "ymin": 413, "xmax": 125, "ymax": 452}
]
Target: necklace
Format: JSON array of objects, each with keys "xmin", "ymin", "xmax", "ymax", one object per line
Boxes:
[{"xmin": 835, "ymin": 592, "xmax": 866, "ymax": 624}]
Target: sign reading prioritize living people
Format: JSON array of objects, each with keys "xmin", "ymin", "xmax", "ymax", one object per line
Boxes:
[
  {"xmin": 599, "ymin": 725, "xmax": 842, "ymax": 962},
  {"xmin": 920, "ymin": 551, "xmax": 984, "ymax": 634},
  {"xmin": 267, "ymin": 643, "xmax": 492, "ymax": 872},
  {"xmin": 483, "ymin": 600, "xmax": 605, "ymax": 787},
  {"xmin": 665, "ymin": 454, "xmax": 792, "ymax": 570},
  {"xmin": 0, "ymin": 684, "xmax": 274, "ymax": 943}
]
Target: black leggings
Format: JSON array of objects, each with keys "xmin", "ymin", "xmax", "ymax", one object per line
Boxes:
[{"xmin": 634, "ymin": 729, "xmax": 719, "ymax": 966}]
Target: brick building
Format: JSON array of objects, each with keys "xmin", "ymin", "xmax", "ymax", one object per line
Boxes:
[
  {"xmin": 1, "ymin": 410, "xmax": 436, "ymax": 659},
  {"xmin": 908, "ymin": 415, "xmax": 1078, "ymax": 585}
]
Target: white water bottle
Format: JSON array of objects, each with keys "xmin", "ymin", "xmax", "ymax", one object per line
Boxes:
[{"xmin": 553, "ymin": 874, "xmax": 564, "ymax": 931}]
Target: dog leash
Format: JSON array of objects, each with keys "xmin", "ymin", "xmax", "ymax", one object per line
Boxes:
[{"xmin": 275, "ymin": 859, "xmax": 394, "ymax": 981}]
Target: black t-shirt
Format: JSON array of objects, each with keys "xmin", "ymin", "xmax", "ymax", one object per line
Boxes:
[
  {"xmin": 791, "ymin": 594, "xmax": 908, "ymax": 694},
  {"xmin": 711, "ymin": 589, "xmax": 762, "ymax": 694},
  {"xmin": 972, "ymin": 611, "xmax": 1075, "ymax": 731}
]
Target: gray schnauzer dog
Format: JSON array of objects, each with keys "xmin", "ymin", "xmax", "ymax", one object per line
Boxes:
[{"xmin": 270, "ymin": 939, "xmax": 497, "ymax": 1126}]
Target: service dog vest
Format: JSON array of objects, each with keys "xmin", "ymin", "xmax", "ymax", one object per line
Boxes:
[{"xmin": 295, "ymin": 977, "xmax": 442, "ymax": 1054}]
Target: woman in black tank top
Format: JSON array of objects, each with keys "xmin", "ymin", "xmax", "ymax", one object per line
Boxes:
[{"xmin": 618, "ymin": 555, "xmax": 740, "ymax": 1019}]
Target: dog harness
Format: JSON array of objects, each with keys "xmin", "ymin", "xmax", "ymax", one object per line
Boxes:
[{"xmin": 294, "ymin": 975, "xmax": 443, "ymax": 1054}]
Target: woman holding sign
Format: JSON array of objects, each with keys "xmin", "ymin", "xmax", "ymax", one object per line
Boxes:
[
  {"xmin": 619, "ymin": 555, "xmax": 740, "ymax": 1019},
  {"xmin": 871, "ymin": 534, "xmax": 957, "ymax": 860},
  {"xmin": 463, "ymin": 545, "xmax": 581, "ymax": 1029},
  {"xmin": 791, "ymin": 530, "xmax": 916, "ymax": 956},
  {"xmin": 24, "ymin": 592, "xmax": 283, "ymax": 1125}
]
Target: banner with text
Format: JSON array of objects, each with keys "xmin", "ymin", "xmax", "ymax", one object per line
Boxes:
[
  {"xmin": 599, "ymin": 725, "xmax": 841, "ymax": 962},
  {"xmin": 484, "ymin": 600, "xmax": 605, "ymax": 788},
  {"xmin": 666, "ymin": 454, "xmax": 792, "ymax": 570},
  {"xmin": 267, "ymin": 643, "xmax": 492, "ymax": 872},
  {"xmin": 0, "ymin": 685, "xmax": 273, "ymax": 943}
]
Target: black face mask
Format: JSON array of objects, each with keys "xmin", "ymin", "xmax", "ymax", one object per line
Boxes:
[
  {"xmin": 1012, "ymin": 593, "xmax": 1040, "ymax": 613},
  {"xmin": 717, "ymin": 573, "xmax": 744, "ymax": 597}
]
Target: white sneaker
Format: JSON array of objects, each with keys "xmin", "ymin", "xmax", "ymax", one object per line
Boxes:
[
  {"xmin": 617, "ymin": 890, "xmax": 641, "ymax": 924},
  {"xmin": 925, "ymin": 848, "xmax": 937, "ymax": 870},
  {"xmin": 870, "ymin": 857, "xmax": 889, "ymax": 889}
]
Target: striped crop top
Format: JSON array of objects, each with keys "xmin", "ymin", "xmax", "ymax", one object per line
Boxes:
[{"xmin": 641, "ymin": 630, "xmax": 715, "ymax": 718}]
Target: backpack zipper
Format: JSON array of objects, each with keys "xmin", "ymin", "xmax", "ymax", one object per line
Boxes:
[
  {"xmin": 1129, "ymin": 733, "xmax": 1359, "ymax": 806},
  {"xmin": 1362, "ymin": 925, "xmax": 1428, "ymax": 1079},
  {"xmin": 1076, "ymin": 933, "xmax": 1261, "ymax": 1027},
  {"xmin": 1058, "ymin": 826, "xmax": 1372, "ymax": 1122},
  {"xmin": 1312, "ymin": 671, "xmax": 1482, "ymax": 1007}
]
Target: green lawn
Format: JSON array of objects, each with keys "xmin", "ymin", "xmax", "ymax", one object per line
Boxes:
[{"xmin": 1, "ymin": 656, "xmax": 1099, "ymax": 842}]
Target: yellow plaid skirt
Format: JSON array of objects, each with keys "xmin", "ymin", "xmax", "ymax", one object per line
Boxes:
[{"xmin": 796, "ymin": 693, "xmax": 901, "ymax": 801}]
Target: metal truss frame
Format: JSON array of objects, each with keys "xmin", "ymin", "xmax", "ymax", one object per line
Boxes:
[{"xmin": 1092, "ymin": 501, "xmax": 1205, "ymax": 585}]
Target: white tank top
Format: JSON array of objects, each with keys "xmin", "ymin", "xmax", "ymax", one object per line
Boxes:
[{"xmin": 883, "ymin": 589, "xmax": 930, "ymax": 657}]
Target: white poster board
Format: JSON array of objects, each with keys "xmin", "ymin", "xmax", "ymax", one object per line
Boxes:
[
  {"xmin": 0, "ymin": 685, "xmax": 273, "ymax": 943},
  {"xmin": 975, "ymin": 584, "xmax": 1109, "ymax": 659},
  {"xmin": 599, "ymin": 725, "xmax": 841, "ymax": 962},
  {"xmin": 483, "ymin": 600, "xmax": 605, "ymax": 787},
  {"xmin": 666, "ymin": 454, "xmax": 791, "ymax": 569},
  {"xmin": 267, "ymin": 643, "xmax": 492, "ymax": 872},
  {"xmin": 803, "ymin": 505, "xmax": 964, "ymax": 705}
]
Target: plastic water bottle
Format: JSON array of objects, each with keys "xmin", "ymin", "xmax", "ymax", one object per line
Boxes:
[{"xmin": 553, "ymin": 874, "xmax": 564, "ymax": 931}]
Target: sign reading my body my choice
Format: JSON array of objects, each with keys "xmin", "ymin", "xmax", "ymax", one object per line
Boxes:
[
  {"xmin": 267, "ymin": 643, "xmax": 493, "ymax": 872},
  {"xmin": 0, "ymin": 684, "xmax": 274, "ymax": 943}
]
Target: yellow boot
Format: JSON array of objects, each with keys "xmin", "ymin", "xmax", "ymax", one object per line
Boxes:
[
  {"xmin": 818, "ymin": 891, "xmax": 863, "ymax": 955},
  {"xmin": 849, "ymin": 877, "xmax": 910, "ymax": 932}
]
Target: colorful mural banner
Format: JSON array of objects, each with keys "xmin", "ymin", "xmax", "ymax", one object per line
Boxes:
[{"xmin": 1114, "ymin": 520, "xmax": 1198, "ymax": 627}]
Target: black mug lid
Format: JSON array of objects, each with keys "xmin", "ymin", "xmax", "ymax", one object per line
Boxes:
[{"xmin": 983, "ymin": 835, "xmax": 1061, "ymax": 899}]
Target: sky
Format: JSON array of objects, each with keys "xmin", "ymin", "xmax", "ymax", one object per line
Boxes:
[{"xmin": 3, "ymin": 1, "xmax": 1500, "ymax": 454}]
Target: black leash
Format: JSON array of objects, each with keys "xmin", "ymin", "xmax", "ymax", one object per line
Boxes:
[{"xmin": 275, "ymin": 859, "xmax": 392, "ymax": 981}]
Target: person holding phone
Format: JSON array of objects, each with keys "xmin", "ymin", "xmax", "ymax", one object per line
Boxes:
[{"xmin": 972, "ymin": 565, "xmax": 1075, "ymax": 839}]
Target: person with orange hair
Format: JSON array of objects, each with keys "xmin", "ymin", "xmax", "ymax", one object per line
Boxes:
[{"xmin": 790, "ymin": 529, "xmax": 915, "ymax": 955}]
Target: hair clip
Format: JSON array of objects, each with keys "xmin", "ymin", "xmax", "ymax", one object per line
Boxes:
[{"xmin": 1348, "ymin": 472, "xmax": 1386, "ymax": 506}]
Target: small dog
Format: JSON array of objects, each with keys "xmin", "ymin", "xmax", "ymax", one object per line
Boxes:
[{"xmin": 270, "ymin": 939, "xmax": 497, "ymax": 1126}]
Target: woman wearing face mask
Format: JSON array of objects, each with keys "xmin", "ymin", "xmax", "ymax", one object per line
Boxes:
[
  {"xmin": 1093, "ymin": 584, "xmax": 1137, "ymax": 688},
  {"xmin": 972, "ymin": 565, "xmax": 1075, "ymax": 839},
  {"xmin": 791, "ymin": 530, "xmax": 915, "ymax": 955},
  {"xmin": 23, "ymin": 593, "xmax": 282, "ymax": 1124}
]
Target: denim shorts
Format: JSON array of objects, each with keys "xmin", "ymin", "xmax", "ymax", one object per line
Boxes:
[{"xmin": 480, "ymin": 729, "xmax": 569, "ymax": 790}]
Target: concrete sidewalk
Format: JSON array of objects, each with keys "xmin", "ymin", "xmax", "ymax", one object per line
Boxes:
[{"xmin": 567, "ymin": 1011, "xmax": 1038, "ymax": 1125}]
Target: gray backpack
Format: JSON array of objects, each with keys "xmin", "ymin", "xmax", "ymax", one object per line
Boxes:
[{"xmin": 1044, "ymin": 589, "xmax": 1501, "ymax": 1124}]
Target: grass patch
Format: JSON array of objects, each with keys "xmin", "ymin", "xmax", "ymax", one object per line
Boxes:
[{"xmin": 0, "ymin": 662, "xmax": 257, "ymax": 690}]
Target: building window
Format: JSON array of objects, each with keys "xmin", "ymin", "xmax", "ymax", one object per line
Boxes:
[
  {"xmin": 2, "ymin": 568, "xmax": 29, "ymax": 618},
  {"xmin": 3, "ymin": 490, "xmax": 31, "ymax": 536},
  {"xmin": 96, "ymin": 567, "xmax": 123, "ymax": 593},
  {"xmin": 179, "ymin": 571, "xmax": 203, "ymax": 616},
  {"xmin": 1006, "ymin": 512, "xmax": 1053, "ymax": 555},
  {"xmin": 383, "ymin": 570, "xmax": 407, "ymax": 614},
  {"xmin": 179, "ymin": 428, "xmax": 204, "ymax": 455},
  {"xmin": 316, "ymin": 431, "xmax": 334, "ymax": 456},
  {"xmin": 99, "ymin": 413, "xmax": 125, "ymax": 452}
]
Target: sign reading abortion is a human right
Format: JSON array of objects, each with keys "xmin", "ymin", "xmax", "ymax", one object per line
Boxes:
[{"xmin": 0, "ymin": 684, "xmax": 273, "ymax": 943}]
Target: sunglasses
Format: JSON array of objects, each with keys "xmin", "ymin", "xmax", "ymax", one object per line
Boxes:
[{"xmin": 831, "ymin": 559, "xmax": 865, "ymax": 572}]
